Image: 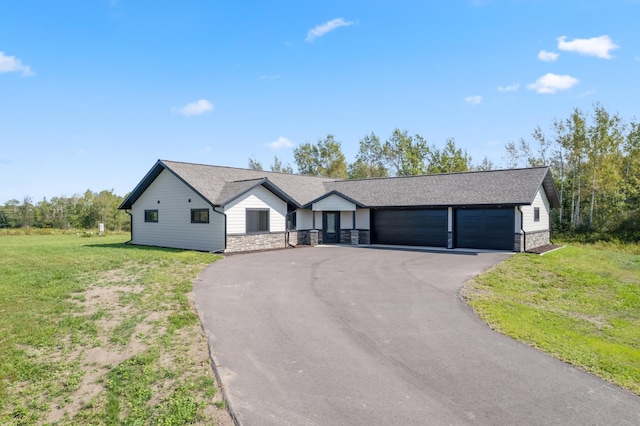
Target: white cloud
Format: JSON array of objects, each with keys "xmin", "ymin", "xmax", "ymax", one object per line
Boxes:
[
  {"xmin": 268, "ymin": 136, "xmax": 294, "ymax": 150},
  {"xmin": 497, "ymin": 83, "xmax": 519, "ymax": 92},
  {"xmin": 0, "ymin": 51, "xmax": 34, "ymax": 76},
  {"xmin": 527, "ymin": 73, "xmax": 579, "ymax": 94},
  {"xmin": 557, "ymin": 35, "xmax": 619, "ymax": 59},
  {"xmin": 173, "ymin": 99, "xmax": 214, "ymax": 116},
  {"xmin": 305, "ymin": 18, "xmax": 354, "ymax": 42},
  {"xmin": 464, "ymin": 95, "xmax": 482, "ymax": 105},
  {"xmin": 537, "ymin": 50, "xmax": 559, "ymax": 62}
]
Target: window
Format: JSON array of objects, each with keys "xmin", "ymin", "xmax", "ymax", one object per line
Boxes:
[
  {"xmin": 286, "ymin": 211, "xmax": 296, "ymax": 230},
  {"xmin": 246, "ymin": 209, "xmax": 269, "ymax": 233},
  {"xmin": 191, "ymin": 208, "xmax": 209, "ymax": 223},
  {"xmin": 144, "ymin": 210, "xmax": 158, "ymax": 223},
  {"xmin": 534, "ymin": 207, "xmax": 540, "ymax": 222}
]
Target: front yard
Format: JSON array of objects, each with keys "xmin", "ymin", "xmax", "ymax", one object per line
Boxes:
[
  {"xmin": 0, "ymin": 235, "xmax": 232, "ymax": 425},
  {"xmin": 465, "ymin": 243, "xmax": 640, "ymax": 395}
]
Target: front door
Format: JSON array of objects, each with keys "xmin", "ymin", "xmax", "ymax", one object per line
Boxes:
[{"xmin": 322, "ymin": 211, "xmax": 340, "ymax": 244}]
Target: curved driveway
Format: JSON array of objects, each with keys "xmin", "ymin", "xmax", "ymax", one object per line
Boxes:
[{"xmin": 194, "ymin": 246, "xmax": 640, "ymax": 425}]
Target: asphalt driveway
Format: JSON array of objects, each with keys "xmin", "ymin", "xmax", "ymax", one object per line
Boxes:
[{"xmin": 194, "ymin": 246, "xmax": 640, "ymax": 425}]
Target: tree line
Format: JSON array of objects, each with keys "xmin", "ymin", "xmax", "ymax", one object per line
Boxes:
[
  {"xmin": 506, "ymin": 103, "xmax": 639, "ymax": 241},
  {"xmin": 250, "ymin": 128, "xmax": 480, "ymax": 179},
  {"xmin": 2, "ymin": 103, "xmax": 638, "ymax": 240},
  {"xmin": 0, "ymin": 189, "xmax": 130, "ymax": 231}
]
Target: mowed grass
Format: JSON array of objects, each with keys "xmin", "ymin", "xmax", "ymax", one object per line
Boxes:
[
  {"xmin": 465, "ymin": 244, "xmax": 640, "ymax": 394},
  {"xmin": 0, "ymin": 234, "xmax": 229, "ymax": 425}
]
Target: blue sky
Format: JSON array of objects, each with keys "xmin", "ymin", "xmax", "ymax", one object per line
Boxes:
[{"xmin": 1, "ymin": 0, "xmax": 639, "ymax": 203}]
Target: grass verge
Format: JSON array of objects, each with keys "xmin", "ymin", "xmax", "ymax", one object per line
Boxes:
[
  {"xmin": 464, "ymin": 243, "xmax": 640, "ymax": 395},
  {"xmin": 0, "ymin": 234, "xmax": 232, "ymax": 425}
]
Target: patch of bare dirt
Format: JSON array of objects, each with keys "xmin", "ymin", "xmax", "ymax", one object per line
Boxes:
[{"xmin": 39, "ymin": 265, "xmax": 234, "ymax": 425}]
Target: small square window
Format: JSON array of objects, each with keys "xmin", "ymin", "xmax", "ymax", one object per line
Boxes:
[
  {"xmin": 534, "ymin": 207, "xmax": 540, "ymax": 222},
  {"xmin": 191, "ymin": 208, "xmax": 209, "ymax": 224},
  {"xmin": 144, "ymin": 210, "xmax": 158, "ymax": 223},
  {"xmin": 246, "ymin": 209, "xmax": 269, "ymax": 233}
]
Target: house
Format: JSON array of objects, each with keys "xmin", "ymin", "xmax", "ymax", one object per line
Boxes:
[{"xmin": 118, "ymin": 159, "xmax": 560, "ymax": 253}]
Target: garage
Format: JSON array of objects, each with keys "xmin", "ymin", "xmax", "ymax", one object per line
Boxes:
[
  {"xmin": 371, "ymin": 208, "xmax": 447, "ymax": 247},
  {"xmin": 454, "ymin": 208, "xmax": 514, "ymax": 250}
]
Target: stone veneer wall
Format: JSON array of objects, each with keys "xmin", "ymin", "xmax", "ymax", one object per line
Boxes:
[
  {"xmin": 296, "ymin": 229, "xmax": 369, "ymax": 246},
  {"xmin": 514, "ymin": 230, "xmax": 551, "ymax": 252},
  {"xmin": 226, "ymin": 232, "xmax": 288, "ymax": 253},
  {"xmin": 514, "ymin": 233, "xmax": 523, "ymax": 252},
  {"xmin": 287, "ymin": 230, "xmax": 298, "ymax": 246},
  {"xmin": 339, "ymin": 230, "xmax": 351, "ymax": 244},
  {"xmin": 524, "ymin": 230, "xmax": 550, "ymax": 251},
  {"xmin": 358, "ymin": 230, "xmax": 370, "ymax": 245}
]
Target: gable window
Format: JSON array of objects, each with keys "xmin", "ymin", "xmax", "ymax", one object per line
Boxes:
[
  {"xmin": 191, "ymin": 208, "xmax": 209, "ymax": 224},
  {"xmin": 534, "ymin": 207, "xmax": 540, "ymax": 222},
  {"xmin": 246, "ymin": 208, "xmax": 269, "ymax": 234},
  {"xmin": 144, "ymin": 210, "xmax": 158, "ymax": 223}
]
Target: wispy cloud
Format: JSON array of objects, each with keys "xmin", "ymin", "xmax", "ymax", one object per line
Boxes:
[
  {"xmin": 268, "ymin": 136, "xmax": 294, "ymax": 150},
  {"xmin": 635, "ymin": 55, "xmax": 640, "ymax": 62},
  {"xmin": 537, "ymin": 50, "xmax": 559, "ymax": 62},
  {"xmin": 0, "ymin": 51, "xmax": 34, "ymax": 76},
  {"xmin": 557, "ymin": 35, "xmax": 619, "ymax": 59},
  {"xmin": 259, "ymin": 74, "xmax": 280, "ymax": 80},
  {"xmin": 306, "ymin": 18, "xmax": 354, "ymax": 42},
  {"xmin": 497, "ymin": 83, "xmax": 519, "ymax": 92},
  {"xmin": 578, "ymin": 88, "xmax": 598, "ymax": 98},
  {"xmin": 172, "ymin": 99, "xmax": 214, "ymax": 116},
  {"xmin": 464, "ymin": 95, "xmax": 482, "ymax": 105},
  {"xmin": 527, "ymin": 73, "xmax": 579, "ymax": 94}
]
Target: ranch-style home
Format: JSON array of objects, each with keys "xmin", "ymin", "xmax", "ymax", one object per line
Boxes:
[{"xmin": 118, "ymin": 159, "xmax": 560, "ymax": 253}]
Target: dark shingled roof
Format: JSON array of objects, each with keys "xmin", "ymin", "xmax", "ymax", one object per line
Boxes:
[
  {"xmin": 119, "ymin": 160, "xmax": 559, "ymax": 210},
  {"xmin": 324, "ymin": 167, "xmax": 559, "ymax": 208},
  {"xmin": 119, "ymin": 160, "xmax": 334, "ymax": 209}
]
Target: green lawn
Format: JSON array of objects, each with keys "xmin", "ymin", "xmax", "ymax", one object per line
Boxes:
[
  {"xmin": 0, "ymin": 234, "xmax": 229, "ymax": 425},
  {"xmin": 465, "ymin": 244, "xmax": 640, "ymax": 395}
]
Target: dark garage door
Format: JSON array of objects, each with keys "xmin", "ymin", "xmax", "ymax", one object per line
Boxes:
[
  {"xmin": 454, "ymin": 208, "xmax": 514, "ymax": 250},
  {"xmin": 372, "ymin": 209, "xmax": 447, "ymax": 247}
]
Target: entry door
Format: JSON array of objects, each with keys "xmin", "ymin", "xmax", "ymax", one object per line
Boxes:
[{"xmin": 322, "ymin": 211, "xmax": 340, "ymax": 244}]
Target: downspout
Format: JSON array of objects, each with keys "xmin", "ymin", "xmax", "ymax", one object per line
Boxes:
[
  {"xmin": 519, "ymin": 206, "xmax": 526, "ymax": 253},
  {"xmin": 125, "ymin": 209, "xmax": 133, "ymax": 244},
  {"xmin": 285, "ymin": 211, "xmax": 296, "ymax": 248},
  {"xmin": 212, "ymin": 207, "xmax": 227, "ymax": 252}
]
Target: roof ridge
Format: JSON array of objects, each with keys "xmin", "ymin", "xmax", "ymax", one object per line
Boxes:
[
  {"xmin": 335, "ymin": 165, "xmax": 550, "ymax": 183},
  {"xmin": 160, "ymin": 159, "xmax": 336, "ymax": 180}
]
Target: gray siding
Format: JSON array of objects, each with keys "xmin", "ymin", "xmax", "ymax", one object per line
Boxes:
[{"xmin": 131, "ymin": 170, "xmax": 225, "ymax": 252}]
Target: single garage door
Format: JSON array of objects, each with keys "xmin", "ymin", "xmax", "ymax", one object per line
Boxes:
[
  {"xmin": 454, "ymin": 208, "xmax": 514, "ymax": 250},
  {"xmin": 372, "ymin": 209, "xmax": 447, "ymax": 247}
]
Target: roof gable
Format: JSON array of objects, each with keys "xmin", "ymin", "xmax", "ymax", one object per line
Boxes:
[{"xmin": 303, "ymin": 190, "xmax": 365, "ymax": 209}]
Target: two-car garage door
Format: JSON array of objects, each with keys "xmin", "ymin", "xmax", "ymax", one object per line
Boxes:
[
  {"xmin": 371, "ymin": 207, "xmax": 514, "ymax": 251},
  {"xmin": 454, "ymin": 208, "xmax": 514, "ymax": 251},
  {"xmin": 372, "ymin": 209, "xmax": 448, "ymax": 247}
]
